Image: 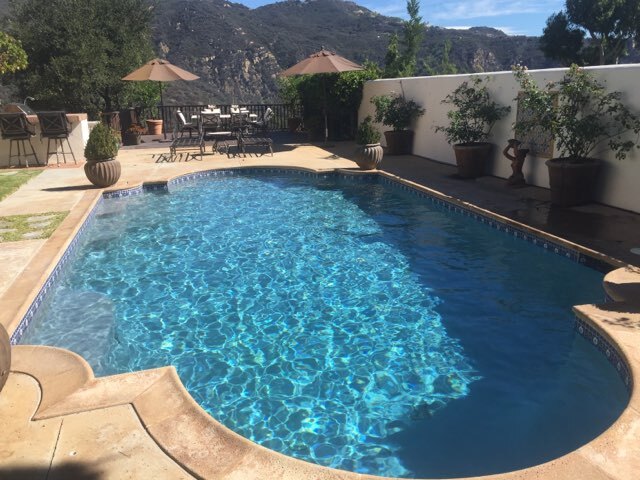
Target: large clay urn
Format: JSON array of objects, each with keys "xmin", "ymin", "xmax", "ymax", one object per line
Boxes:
[
  {"xmin": 0, "ymin": 324, "xmax": 10, "ymax": 394},
  {"xmin": 84, "ymin": 159, "xmax": 122, "ymax": 188},
  {"xmin": 354, "ymin": 143, "xmax": 384, "ymax": 169}
]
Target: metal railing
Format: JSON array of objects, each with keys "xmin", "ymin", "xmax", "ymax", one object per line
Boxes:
[{"xmin": 137, "ymin": 103, "xmax": 303, "ymax": 134}]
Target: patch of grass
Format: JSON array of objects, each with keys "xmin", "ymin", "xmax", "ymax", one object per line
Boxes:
[
  {"xmin": 0, "ymin": 169, "xmax": 43, "ymax": 201},
  {"xmin": 0, "ymin": 212, "xmax": 68, "ymax": 243}
]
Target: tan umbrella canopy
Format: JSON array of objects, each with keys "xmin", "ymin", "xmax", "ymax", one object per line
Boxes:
[
  {"xmin": 281, "ymin": 48, "xmax": 363, "ymax": 76},
  {"xmin": 282, "ymin": 48, "xmax": 362, "ymax": 143},
  {"xmin": 122, "ymin": 58, "xmax": 199, "ymax": 137}
]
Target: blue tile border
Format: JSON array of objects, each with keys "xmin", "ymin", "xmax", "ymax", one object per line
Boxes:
[
  {"xmin": 575, "ymin": 317, "xmax": 632, "ymax": 392},
  {"xmin": 10, "ymin": 167, "xmax": 630, "ymax": 394},
  {"xmin": 9, "ymin": 195, "xmax": 105, "ymax": 344}
]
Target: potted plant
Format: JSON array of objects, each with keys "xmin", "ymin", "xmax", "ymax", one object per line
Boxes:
[
  {"xmin": 84, "ymin": 123, "xmax": 121, "ymax": 188},
  {"xmin": 122, "ymin": 123, "xmax": 146, "ymax": 146},
  {"xmin": 354, "ymin": 116, "xmax": 383, "ymax": 169},
  {"xmin": 371, "ymin": 93, "xmax": 425, "ymax": 155},
  {"xmin": 435, "ymin": 77, "xmax": 511, "ymax": 178},
  {"xmin": 513, "ymin": 64, "xmax": 640, "ymax": 206}
]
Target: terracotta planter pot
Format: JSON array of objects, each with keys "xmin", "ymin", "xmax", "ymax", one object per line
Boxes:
[
  {"xmin": 84, "ymin": 158, "xmax": 122, "ymax": 188},
  {"xmin": 354, "ymin": 143, "xmax": 384, "ymax": 169},
  {"xmin": 453, "ymin": 142, "xmax": 493, "ymax": 178},
  {"xmin": 384, "ymin": 130, "xmax": 414, "ymax": 155},
  {"xmin": 146, "ymin": 119, "xmax": 163, "ymax": 135},
  {"xmin": 546, "ymin": 158, "xmax": 601, "ymax": 207}
]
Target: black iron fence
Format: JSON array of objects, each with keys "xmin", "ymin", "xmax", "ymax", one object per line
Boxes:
[
  {"xmin": 130, "ymin": 103, "xmax": 303, "ymax": 134},
  {"xmin": 100, "ymin": 103, "xmax": 364, "ymax": 140}
]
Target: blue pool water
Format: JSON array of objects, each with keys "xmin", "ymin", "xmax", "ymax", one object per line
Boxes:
[{"xmin": 21, "ymin": 173, "xmax": 628, "ymax": 478}]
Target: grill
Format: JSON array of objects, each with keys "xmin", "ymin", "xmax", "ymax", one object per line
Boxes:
[{"xmin": 2, "ymin": 103, "xmax": 36, "ymax": 115}]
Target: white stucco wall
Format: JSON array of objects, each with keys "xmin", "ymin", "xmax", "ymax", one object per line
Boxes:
[{"xmin": 360, "ymin": 64, "xmax": 640, "ymax": 213}]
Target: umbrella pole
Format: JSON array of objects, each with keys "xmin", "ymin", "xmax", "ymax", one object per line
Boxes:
[
  {"xmin": 323, "ymin": 75, "xmax": 328, "ymax": 144},
  {"xmin": 159, "ymin": 82, "xmax": 167, "ymax": 140}
]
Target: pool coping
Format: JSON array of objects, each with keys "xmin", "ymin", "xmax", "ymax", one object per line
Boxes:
[{"xmin": 2, "ymin": 165, "xmax": 640, "ymax": 480}]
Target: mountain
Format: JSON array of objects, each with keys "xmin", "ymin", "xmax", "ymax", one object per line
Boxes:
[
  {"xmin": 152, "ymin": 0, "xmax": 557, "ymax": 104},
  {"xmin": 0, "ymin": 0, "xmax": 559, "ymax": 104}
]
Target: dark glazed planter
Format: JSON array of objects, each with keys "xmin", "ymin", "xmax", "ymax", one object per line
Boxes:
[
  {"xmin": 354, "ymin": 143, "xmax": 384, "ymax": 170},
  {"xmin": 122, "ymin": 132, "xmax": 141, "ymax": 146},
  {"xmin": 546, "ymin": 158, "xmax": 601, "ymax": 207},
  {"xmin": 84, "ymin": 158, "xmax": 122, "ymax": 188},
  {"xmin": 287, "ymin": 117, "xmax": 302, "ymax": 133},
  {"xmin": 384, "ymin": 130, "xmax": 414, "ymax": 155},
  {"xmin": 453, "ymin": 142, "xmax": 493, "ymax": 178},
  {"xmin": 0, "ymin": 324, "xmax": 10, "ymax": 394}
]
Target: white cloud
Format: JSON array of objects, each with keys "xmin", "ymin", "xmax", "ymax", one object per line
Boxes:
[
  {"xmin": 365, "ymin": 2, "xmax": 406, "ymax": 18},
  {"xmin": 443, "ymin": 25, "xmax": 527, "ymax": 36},
  {"xmin": 427, "ymin": 0, "xmax": 562, "ymax": 21}
]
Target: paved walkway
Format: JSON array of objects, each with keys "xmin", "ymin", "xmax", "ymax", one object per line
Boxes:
[{"xmin": 380, "ymin": 156, "xmax": 640, "ymax": 267}]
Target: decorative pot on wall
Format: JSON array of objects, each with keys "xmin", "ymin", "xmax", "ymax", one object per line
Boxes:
[
  {"xmin": 84, "ymin": 159, "xmax": 122, "ymax": 188},
  {"xmin": 453, "ymin": 143, "xmax": 493, "ymax": 178},
  {"xmin": 354, "ymin": 143, "xmax": 384, "ymax": 170},
  {"xmin": 384, "ymin": 130, "xmax": 414, "ymax": 155},
  {"xmin": 546, "ymin": 158, "xmax": 601, "ymax": 207}
]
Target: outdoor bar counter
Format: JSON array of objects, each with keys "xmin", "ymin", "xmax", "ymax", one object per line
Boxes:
[{"xmin": 0, "ymin": 113, "xmax": 90, "ymax": 168}]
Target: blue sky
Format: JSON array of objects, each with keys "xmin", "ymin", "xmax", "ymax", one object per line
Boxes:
[{"xmin": 236, "ymin": 0, "xmax": 566, "ymax": 37}]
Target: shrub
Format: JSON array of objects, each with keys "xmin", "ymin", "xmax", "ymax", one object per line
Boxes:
[
  {"xmin": 435, "ymin": 76, "xmax": 510, "ymax": 145},
  {"xmin": 513, "ymin": 64, "xmax": 640, "ymax": 161},
  {"xmin": 371, "ymin": 93, "xmax": 425, "ymax": 131},
  {"xmin": 355, "ymin": 116, "xmax": 381, "ymax": 145},
  {"xmin": 84, "ymin": 123, "xmax": 119, "ymax": 161}
]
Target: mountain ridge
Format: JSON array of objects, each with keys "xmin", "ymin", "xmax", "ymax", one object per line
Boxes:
[{"xmin": 0, "ymin": 0, "xmax": 564, "ymax": 104}]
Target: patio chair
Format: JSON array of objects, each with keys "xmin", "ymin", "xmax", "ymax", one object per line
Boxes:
[
  {"xmin": 248, "ymin": 107, "xmax": 273, "ymax": 134},
  {"xmin": 175, "ymin": 110, "xmax": 198, "ymax": 138},
  {"xmin": 200, "ymin": 113, "xmax": 232, "ymax": 153},
  {"xmin": 36, "ymin": 111, "xmax": 77, "ymax": 165},
  {"xmin": 0, "ymin": 112, "xmax": 41, "ymax": 167}
]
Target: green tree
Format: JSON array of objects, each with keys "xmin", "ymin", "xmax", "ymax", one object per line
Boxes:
[
  {"xmin": 0, "ymin": 32, "xmax": 27, "ymax": 75},
  {"xmin": 424, "ymin": 40, "xmax": 459, "ymax": 76},
  {"xmin": 383, "ymin": 0, "xmax": 425, "ymax": 78},
  {"xmin": 9, "ymin": 0, "xmax": 155, "ymax": 116},
  {"xmin": 383, "ymin": 33, "xmax": 402, "ymax": 78},
  {"xmin": 540, "ymin": 0, "xmax": 640, "ymax": 65}
]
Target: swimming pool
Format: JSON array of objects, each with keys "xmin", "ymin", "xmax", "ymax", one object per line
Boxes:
[{"xmin": 20, "ymin": 172, "xmax": 628, "ymax": 478}]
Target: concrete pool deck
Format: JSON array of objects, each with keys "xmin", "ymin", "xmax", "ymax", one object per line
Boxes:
[{"xmin": 1, "ymin": 140, "xmax": 640, "ymax": 479}]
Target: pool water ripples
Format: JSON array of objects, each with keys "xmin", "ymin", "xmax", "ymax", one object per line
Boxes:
[{"xmin": 21, "ymin": 174, "xmax": 628, "ymax": 478}]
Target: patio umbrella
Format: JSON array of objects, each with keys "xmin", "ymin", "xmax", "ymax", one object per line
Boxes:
[
  {"xmin": 122, "ymin": 58, "xmax": 199, "ymax": 138},
  {"xmin": 281, "ymin": 48, "xmax": 362, "ymax": 143}
]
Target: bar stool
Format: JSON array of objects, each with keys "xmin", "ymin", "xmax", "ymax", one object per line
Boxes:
[
  {"xmin": 0, "ymin": 112, "xmax": 41, "ymax": 167},
  {"xmin": 36, "ymin": 111, "xmax": 77, "ymax": 165}
]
